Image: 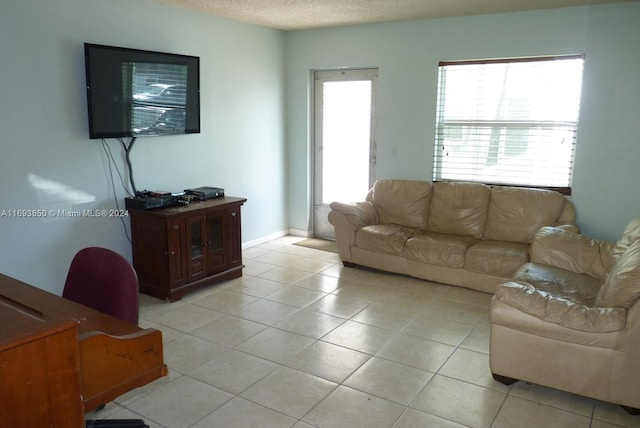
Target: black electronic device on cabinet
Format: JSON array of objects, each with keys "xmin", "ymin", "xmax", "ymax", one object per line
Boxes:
[
  {"xmin": 184, "ymin": 186, "xmax": 225, "ymax": 200},
  {"xmin": 125, "ymin": 191, "xmax": 174, "ymax": 210}
]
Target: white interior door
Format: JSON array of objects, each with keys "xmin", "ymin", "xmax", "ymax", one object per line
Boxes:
[{"xmin": 313, "ymin": 68, "xmax": 378, "ymax": 240}]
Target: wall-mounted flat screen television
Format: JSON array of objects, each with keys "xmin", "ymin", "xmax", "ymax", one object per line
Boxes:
[{"xmin": 84, "ymin": 43, "xmax": 200, "ymax": 139}]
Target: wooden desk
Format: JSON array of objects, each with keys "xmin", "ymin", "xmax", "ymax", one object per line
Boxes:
[{"xmin": 0, "ymin": 273, "xmax": 168, "ymax": 426}]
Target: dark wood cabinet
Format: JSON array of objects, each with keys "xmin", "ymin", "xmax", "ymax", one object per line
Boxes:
[{"xmin": 130, "ymin": 197, "xmax": 246, "ymax": 301}]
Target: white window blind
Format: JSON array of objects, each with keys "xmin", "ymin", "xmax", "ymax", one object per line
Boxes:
[{"xmin": 433, "ymin": 55, "xmax": 584, "ymax": 192}]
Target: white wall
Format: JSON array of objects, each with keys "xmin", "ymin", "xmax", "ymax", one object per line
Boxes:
[
  {"xmin": 0, "ymin": 0, "xmax": 287, "ymax": 293},
  {"xmin": 285, "ymin": 2, "xmax": 640, "ymax": 242}
]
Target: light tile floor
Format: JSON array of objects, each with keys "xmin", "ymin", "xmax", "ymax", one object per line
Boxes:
[{"xmin": 88, "ymin": 236, "xmax": 640, "ymax": 428}]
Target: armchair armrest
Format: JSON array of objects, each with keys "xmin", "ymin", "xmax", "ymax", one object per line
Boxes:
[
  {"xmin": 493, "ymin": 281, "xmax": 626, "ymax": 333},
  {"xmin": 530, "ymin": 226, "xmax": 614, "ymax": 280}
]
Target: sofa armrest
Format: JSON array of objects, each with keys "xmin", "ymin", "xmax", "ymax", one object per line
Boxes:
[
  {"xmin": 329, "ymin": 201, "xmax": 378, "ymax": 228},
  {"xmin": 530, "ymin": 226, "xmax": 614, "ymax": 280},
  {"xmin": 552, "ymin": 198, "xmax": 580, "ymax": 233},
  {"xmin": 328, "ymin": 201, "xmax": 378, "ymax": 263},
  {"xmin": 550, "ymin": 223, "xmax": 580, "ymax": 234},
  {"xmin": 493, "ymin": 281, "xmax": 626, "ymax": 333}
]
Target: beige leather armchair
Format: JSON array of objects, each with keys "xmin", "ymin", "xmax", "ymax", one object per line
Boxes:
[{"xmin": 490, "ymin": 218, "xmax": 640, "ymax": 413}]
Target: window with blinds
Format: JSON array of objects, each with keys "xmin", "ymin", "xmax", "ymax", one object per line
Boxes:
[{"xmin": 433, "ymin": 55, "xmax": 584, "ymax": 193}]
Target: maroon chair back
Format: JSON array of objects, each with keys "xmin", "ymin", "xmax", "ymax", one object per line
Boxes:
[{"xmin": 63, "ymin": 247, "xmax": 139, "ymax": 325}]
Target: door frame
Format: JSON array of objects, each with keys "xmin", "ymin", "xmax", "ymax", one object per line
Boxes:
[{"xmin": 311, "ymin": 67, "xmax": 378, "ymax": 240}]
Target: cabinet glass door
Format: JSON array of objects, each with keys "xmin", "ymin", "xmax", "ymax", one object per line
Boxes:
[
  {"xmin": 190, "ymin": 221, "xmax": 202, "ymax": 258},
  {"xmin": 205, "ymin": 211, "xmax": 225, "ymax": 274},
  {"xmin": 207, "ymin": 214, "xmax": 223, "ymax": 252},
  {"xmin": 187, "ymin": 216, "xmax": 205, "ymax": 281}
]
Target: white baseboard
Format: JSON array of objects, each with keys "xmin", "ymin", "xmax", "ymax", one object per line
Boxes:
[
  {"xmin": 242, "ymin": 230, "xmax": 288, "ymax": 249},
  {"xmin": 242, "ymin": 228, "xmax": 314, "ymax": 250},
  {"xmin": 288, "ymin": 228, "xmax": 312, "ymax": 238}
]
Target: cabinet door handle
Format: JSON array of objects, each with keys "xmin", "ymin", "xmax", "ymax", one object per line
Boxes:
[{"xmin": 231, "ymin": 211, "xmax": 237, "ymax": 217}]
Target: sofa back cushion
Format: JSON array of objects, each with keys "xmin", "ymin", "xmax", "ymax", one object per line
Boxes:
[
  {"xmin": 596, "ymin": 239, "xmax": 640, "ymax": 308},
  {"xmin": 427, "ymin": 181, "xmax": 491, "ymax": 239},
  {"xmin": 610, "ymin": 217, "xmax": 640, "ymax": 262},
  {"xmin": 483, "ymin": 187, "xmax": 565, "ymax": 244},
  {"xmin": 369, "ymin": 180, "xmax": 432, "ymax": 230}
]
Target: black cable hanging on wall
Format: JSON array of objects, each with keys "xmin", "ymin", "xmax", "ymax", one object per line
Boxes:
[{"xmin": 118, "ymin": 137, "xmax": 138, "ymax": 196}]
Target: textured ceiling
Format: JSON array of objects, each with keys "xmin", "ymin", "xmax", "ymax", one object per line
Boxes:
[{"xmin": 153, "ymin": 0, "xmax": 634, "ymax": 30}]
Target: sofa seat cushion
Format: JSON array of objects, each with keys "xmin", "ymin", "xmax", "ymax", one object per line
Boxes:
[
  {"xmin": 405, "ymin": 232, "xmax": 478, "ymax": 269},
  {"xmin": 484, "ymin": 186, "xmax": 565, "ymax": 244},
  {"xmin": 369, "ymin": 180, "xmax": 432, "ymax": 230},
  {"xmin": 355, "ymin": 224, "xmax": 414, "ymax": 256},
  {"xmin": 427, "ymin": 182, "xmax": 491, "ymax": 239},
  {"xmin": 465, "ymin": 241, "xmax": 529, "ymax": 278},
  {"xmin": 494, "ymin": 281, "xmax": 626, "ymax": 333}
]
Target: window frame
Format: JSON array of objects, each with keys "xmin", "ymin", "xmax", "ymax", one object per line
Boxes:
[{"xmin": 432, "ymin": 54, "xmax": 585, "ymax": 196}]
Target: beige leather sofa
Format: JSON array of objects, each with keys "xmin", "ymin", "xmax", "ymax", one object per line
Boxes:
[
  {"xmin": 329, "ymin": 179, "xmax": 577, "ymax": 294},
  {"xmin": 490, "ymin": 218, "xmax": 640, "ymax": 412}
]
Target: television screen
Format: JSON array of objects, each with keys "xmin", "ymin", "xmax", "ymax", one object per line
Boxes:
[{"xmin": 84, "ymin": 43, "xmax": 200, "ymax": 139}]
